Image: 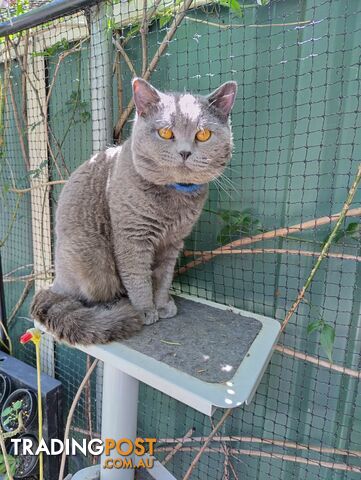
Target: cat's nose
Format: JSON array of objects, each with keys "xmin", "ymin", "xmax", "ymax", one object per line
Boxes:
[{"xmin": 179, "ymin": 151, "xmax": 192, "ymax": 161}]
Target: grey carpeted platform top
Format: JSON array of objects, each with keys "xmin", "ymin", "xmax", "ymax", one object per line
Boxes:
[{"xmin": 123, "ymin": 297, "xmax": 262, "ymax": 384}]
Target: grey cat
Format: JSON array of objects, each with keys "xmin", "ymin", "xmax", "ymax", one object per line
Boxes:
[{"xmin": 31, "ymin": 78, "xmax": 237, "ymax": 345}]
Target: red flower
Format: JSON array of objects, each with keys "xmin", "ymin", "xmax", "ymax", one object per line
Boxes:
[{"xmin": 20, "ymin": 331, "xmax": 33, "ymax": 344}]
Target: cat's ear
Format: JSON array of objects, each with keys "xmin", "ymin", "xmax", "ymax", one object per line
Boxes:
[
  {"xmin": 207, "ymin": 81, "xmax": 238, "ymax": 118},
  {"xmin": 132, "ymin": 78, "xmax": 161, "ymax": 117}
]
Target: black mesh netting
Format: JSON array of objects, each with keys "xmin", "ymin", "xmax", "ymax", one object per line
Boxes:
[{"xmin": 0, "ymin": 0, "xmax": 360, "ymax": 478}]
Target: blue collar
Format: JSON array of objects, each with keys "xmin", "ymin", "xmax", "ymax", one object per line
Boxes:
[{"xmin": 168, "ymin": 183, "xmax": 203, "ymax": 193}]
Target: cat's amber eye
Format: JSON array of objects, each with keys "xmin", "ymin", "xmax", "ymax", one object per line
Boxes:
[
  {"xmin": 158, "ymin": 128, "xmax": 174, "ymax": 140},
  {"xmin": 195, "ymin": 129, "xmax": 212, "ymax": 142}
]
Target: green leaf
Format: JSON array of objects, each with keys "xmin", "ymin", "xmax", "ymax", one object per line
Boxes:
[
  {"xmin": 11, "ymin": 400, "xmax": 23, "ymax": 411},
  {"xmin": 1, "ymin": 407, "xmax": 12, "ymax": 417},
  {"xmin": 0, "ymin": 453, "xmax": 17, "ymax": 475},
  {"xmin": 218, "ymin": 0, "xmax": 244, "ymax": 17},
  {"xmin": 257, "ymin": 0, "xmax": 270, "ymax": 5},
  {"xmin": 159, "ymin": 13, "xmax": 173, "ymax": 28},
  {"xmin": 320, "ymin": 324, "xmax": 335, "ymax": 362},
  {"xmin": 346, "ymin": 222, "xmax": 360, "ymax": 239},
  {"xmin": 307, "ymin": 319, "xmax": 323, "ymax": 334}
]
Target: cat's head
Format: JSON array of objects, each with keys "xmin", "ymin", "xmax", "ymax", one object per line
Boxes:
[{"xmin": 131, "ymin": 78, "xmax": 237, "ymax": 186}]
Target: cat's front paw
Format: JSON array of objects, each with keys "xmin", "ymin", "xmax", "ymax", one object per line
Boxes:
[
  {"xmin": 158, "ymin": 298, "xmax": 177, "ymax": 319},
  {"xmin": 143, "ymin": 309, "xmax": 159, "ymax": 325}
]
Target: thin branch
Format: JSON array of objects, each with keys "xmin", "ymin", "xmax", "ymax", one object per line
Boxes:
[
  {"xmin": 141, "ymin": 0, "xmax": 148, "ymax": 76},
  {"xmin": 162, "ymin": 428, "xmax": 194, "ymax": 466},
  {"xmin": 7, "ymin": 37, "xmax": 66, "ymax": 179},
  {"xmin": 9, "ymin": 179, "xmax": 67, "ymax": 194},
  {"xmin": 21, "ymin": 32, "xmax": 29, "ymax": 130},
  {"xmin": 8, "ymin": 279, "xmax": 33, "ymax": 326},
  {"xmin": 85, "ymin": 355, "xmax": 96, "ymax": 465},
  {"xmin": 159, "ymin": 435, "xmax": 361, "ymax": 458},
  {"xmin": 3, "ymin": 264, "xmax": 34, "ymax": 278},
  {"xmin": 0, "ymin": 194, "xmax": 22, "ymax": 248},
  {"xmin": 183, "ymin": 408, "xmax": 232, "ymax": 480},
  {"xmin": 114, "ymin": 49, "xmax": 123, "ymax": 141},
  {"xmin": 114, "ymin": 0, "xmax": 194, "ymax": 140},
  {"xmin": 6, "ymin": 68, "xmax": 29, "ymax": 170},
  {"xmin": 3, "ymin": 412, "xmax": 24, "ymax": 439},
  {"xmin": 0, "ymin": 429, "xmax": 13, "ymax": 480},
  {"xmin": 158, "ymin": 446, "xmax": 361, "ymax": 473},
  {"xmin": 184, "ymin": 248, "xmax": 361, "ymax": 262},
  {"xmin": 58, "ymin": 359, "xmax": 99, "ymax": 480},
  {"xmin": 112, "ymin": 37, "xmax": 138, "ymax": 77},
  {"xmin": 281, "ymin": 164, "xmax": 361, "ymax": 332},
  {"xmin": 46, "ymin": 37, "xmax": 89, "ymax": 106},
  {"xmin": 275, "ymin": 345, "xmax": 361, "ymax": 379},
  {"xmin": 178, "ymin": 207, "xmax": 361, "ymax": 274},
  {"xmin": 3, "ymin": 269, "xmax": 54, "ymax": 284}
]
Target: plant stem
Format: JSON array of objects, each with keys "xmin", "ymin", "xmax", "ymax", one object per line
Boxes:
[
  {"xmin": 281, "ymin": 164, "xmax": 361, "ymax": 332},
  {"xmin": 0, "ymin": 427, "xmax": 14, "ymax": 480},
  {"xmin": 58, "ymin": 359, "xmax": 98, "ymax": 480},
  {"xmin": 35, "ymin": 338, "xmax": 44, "ymax": 480},
  {"xmin": 0, "ymin": 412, "xmax": 24, "ymax": 480}
]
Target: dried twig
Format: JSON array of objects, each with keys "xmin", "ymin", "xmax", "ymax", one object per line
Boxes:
[
  {"xmin": 159, "ymin": 446, "xmax": 361, "ymax": 473},
  {"xmin": 112, "ymin": 37, "xmax": 138, "ymax": 77},
  {"xmin": 178, "ymin": 207, "xmax": 361, "ymax": 274},
  {"xmin": 6, "ymin": 70, "xmax": 29, "ymax": 170},
  {"xmin": 58, "ymin": 359, "xmax": 99, "ymax": 480},
  {"xmin": 184, "ymin": 248, "xmax": 361, "ymax": 262},
  {"xmin": 0, "ymin": 194, "xmax": 23, "ymax": 248},
  {"xmin": 159, "ymin": 435, "xmax": 361, "ymax": 458},
  {"xmin": 3, "ymin": 412, "xmax": 24, "ymax": 439},
  {"xmin": 114, "ymin": 49, "xmax": 123, "ymax": 141},
  {"xmin": 8, "ymin": 279, "xmax": 33, "ymax": 326},
  {"xmin": 281, "ymin": 164, "xmax": 361, "ymax": 332},
  {"xmin": 114, "ymin": 0, "xmax": 194, "ymax": 140},
  {"xmin": 183, "ymin": 408, "xmax": 232, "ymax": 480},
  {"xmin": 7, "ymin": 37, "xmax": 65, "ymax": 178},
  {"xmin": 9, "ymin": 179, "xmax": 67, "ymax": 194},
  {"xmin": 141, "ymin": 0, "xmax": 148, "ymax": 76},
  {"xmin": 275, "ymin": 345, "xmax": 361, "ymax": 379},
  {"xmin": 3, "ymin": 269, "xmax": 54, "ymax": 284},
  {"xmin": 162, "ymin": 428, "xmax": 194, "ymax": 466},
  {"xmin": 85, "ymin": 355, "xmax": 96, "ymax": 465},
  {"xmin": 0, "ymin": 428, "xmax": 14, "ymax": 480},
  {"xmin": 46, "ymin": 37, "xmax": 89, "ymax": 106}
]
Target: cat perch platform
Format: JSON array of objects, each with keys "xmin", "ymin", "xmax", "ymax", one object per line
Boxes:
[{"xmin": 38, "ymin": 294, "xmax": 280, "ymax": 480}]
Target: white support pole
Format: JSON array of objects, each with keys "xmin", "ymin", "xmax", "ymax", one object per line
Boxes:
[{"xmin": 101, "ymin": 364, "xmax": 139, "ymax": 480}]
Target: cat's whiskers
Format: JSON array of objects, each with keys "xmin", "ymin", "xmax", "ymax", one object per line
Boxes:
[
  {"xmin": 218, "ymin": 172, "xmax": 238, "ymax": 195},
  {"xmin": 211, "ymin": 176, "xmax": 233, "ymax": 201}
]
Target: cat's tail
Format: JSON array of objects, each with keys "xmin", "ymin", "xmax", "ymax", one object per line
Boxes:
[{"xmin": 30, "ymin": 288, "xmax": 143, "ymax": 345}]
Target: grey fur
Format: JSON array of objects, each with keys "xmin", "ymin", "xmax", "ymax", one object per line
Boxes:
[{"xmin": 31, "ymin": 79, "xmax": 237, "ymax": 345}]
